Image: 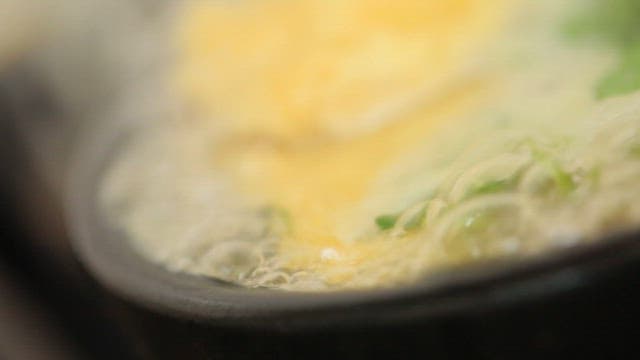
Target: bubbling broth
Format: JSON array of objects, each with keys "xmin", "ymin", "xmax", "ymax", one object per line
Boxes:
[{"xmin": 101, "ymin": 0, "xmax": 640, "ymax": 291}]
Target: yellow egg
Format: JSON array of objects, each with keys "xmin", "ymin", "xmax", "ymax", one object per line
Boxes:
[{"xmin": 174, "ymin": 0, "xmax": 512, "ymax": 284}]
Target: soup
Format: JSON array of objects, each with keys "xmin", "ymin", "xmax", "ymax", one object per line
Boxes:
[{"xmin": 101, "ymin": 0, "xmax": 640, "ymax": 290}]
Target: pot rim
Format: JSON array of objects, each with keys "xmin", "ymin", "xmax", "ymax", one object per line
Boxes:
[{"xmin": 65, "ymin": 121, "xmax": 640, "ymax": 330}]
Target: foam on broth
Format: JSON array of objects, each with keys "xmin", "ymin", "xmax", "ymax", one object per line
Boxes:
[{"xmin": 101, "ymin": 0, "xmax": 640, "ymax": 291}]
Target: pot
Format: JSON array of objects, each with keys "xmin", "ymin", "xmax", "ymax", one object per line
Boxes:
[{"xmin": 66, "ymin": 122, "xmax": 640, "ymax": 359}]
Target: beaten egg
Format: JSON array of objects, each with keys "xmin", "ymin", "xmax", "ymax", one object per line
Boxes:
[
  {"xmin": 175, "ymin": 0, "xmax": 510, "ymax": 284},
  {"xmin": 102, "ymin": 0, "xmax": 640, "ymax": 290}
]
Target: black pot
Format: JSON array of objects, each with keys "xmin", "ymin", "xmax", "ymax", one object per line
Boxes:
[{"xmin": 66, "ymin": 124, "xmax": 640, "ymax": 359}]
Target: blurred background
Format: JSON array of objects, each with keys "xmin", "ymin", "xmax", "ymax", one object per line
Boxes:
[{"xmin": 0, "ymin": 1, "xmax": 169, "ymax": 358}]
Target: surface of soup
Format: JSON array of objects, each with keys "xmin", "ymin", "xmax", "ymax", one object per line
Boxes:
[{"xmin": 102, "ymin": 0, "xmax": 640, "ymax": 290}]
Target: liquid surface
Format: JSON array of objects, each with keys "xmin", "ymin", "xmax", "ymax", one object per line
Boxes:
[{"xmin": 102, "ymin": 0, "xmax": 640, "ymax": 290}]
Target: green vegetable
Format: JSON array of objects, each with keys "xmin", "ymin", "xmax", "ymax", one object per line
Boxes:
[
  {"xmin": 566, "ymin": 0, "xmax": 640, "ymax": 45},
  {"xmin": 375, "ymin": 203, "xmax": 428, "ymax": 232},
  {"xmin": 374, "ymin": 191, "xmax": 435, "ymax": 231},
  {"xmin": 566, "ymin": 0, "xmax": 640, "ymax": 99},
  {"xmin": 597, "ymin": 44, "xmax": 640, "ymax": 99},
  {"xmin": 375, "ymin": 214, "xmax": 400, "ymax": 230},
  {"xmin": 464, "ymin": 179, "xmax": 513, "ymax": 200},
  {"xmin": 530, "ymin": 146, "xmax": 576, "ymax": 195},
  {"xmin": 548, "ymin": 160, "xmax": 576, "ymax": 194},
  {"xmin": 630, "ymin": 143, "xmax": 640, "ymax": 157},
  {"xmin": 403, "ymin": 205, "xmax": 427, "ymax": 231}
]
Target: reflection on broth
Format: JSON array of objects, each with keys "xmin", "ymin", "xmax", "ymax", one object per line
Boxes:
[{"xmin": 102, "ymin": 0, "xmax": 640, "ymax": 291}]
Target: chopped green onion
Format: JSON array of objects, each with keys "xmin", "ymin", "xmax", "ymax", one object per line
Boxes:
[
  {"xmin": 565, "ymin": 0, "xmax": 640, "ymax": 99},
  {"xmin": 597, "ymin": 44, "xmax": 640, "ymax": 99},
  {"xmin": 403, "ymin": 205, "xmax": 427, "ymax": 231},
  {"xmin": 464, "ymin": 179, "xmax": 513, "ymax": 200},
  {"xmin": 530, "ymin": 146, "xmax": 576, "ymax": 195},
  {"xmin": 549, "ymin": 160, "xmax": 577, "ymax": 194},
  {"xmin": 375, "ymin": 214, "xmax": 400, "ymax": 230}
]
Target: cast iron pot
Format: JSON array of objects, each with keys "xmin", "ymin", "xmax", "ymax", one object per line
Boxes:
[{"xmin": 66, "ymin": 123, "xmax": 640, "ymax": 360}]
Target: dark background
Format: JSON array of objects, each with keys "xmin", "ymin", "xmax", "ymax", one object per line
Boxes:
[{"xmin": 0, "ymin": 80, "xmax": 139, "ymax": 359}]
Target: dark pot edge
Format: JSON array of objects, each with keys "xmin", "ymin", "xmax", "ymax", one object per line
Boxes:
[{"xmin": 64, "ymin": 120, "xmax": 640, "ymax": 330}]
